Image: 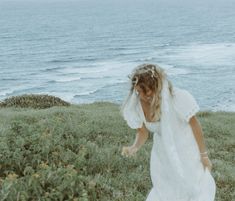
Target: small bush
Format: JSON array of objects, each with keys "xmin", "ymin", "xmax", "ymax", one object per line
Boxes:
[{"xmin": 0, "ymin": 94, "xmax": 70, "ymax": 109}]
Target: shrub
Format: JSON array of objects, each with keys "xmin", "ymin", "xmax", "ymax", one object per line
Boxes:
[{"xmin": 0, "ymin": 94, "xmax": 70, "ymax": 109}]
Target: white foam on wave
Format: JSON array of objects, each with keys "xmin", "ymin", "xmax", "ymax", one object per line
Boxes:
[
  {"xmin": 166, "ymin": 67, "xmax": 191, "ymax": 76},
  {"xmin": 130, "ymin": 62, "xmax": 191, "ymax": 76},
  {"xmin": 75, "ymin": 90, "xmax": 98, "ymax": 96},
  {"xmin": 61, "ymin": 60, "xmax": 187, "ymax": 86},
  {"xmin": 58, "ymin": 61, "xmax": 118, "ymax": 75},
  {"xmin": 157, "ymin": 63, "xmax": 174, "ymax": 69},
  {"xmin": 60, "ymin": 67, "xmax": 107, "ymax": 74},
  {"xmin": 137, "ymin": 57, "xmax": 156, "ymax": 62},
  {"xmin": 55, "ymin": 77, "xmax": 81, "ymax": 83},
  {"xmin": 57, "ymin": 60, "xmax": 139, "ymax": 82},
  {"xmin": 0, "ymin": 85, "xmax": 34, "ymax": 98},
  {"xmin": 48, "ymin": 61, "xmax": 139, "ymax": 99},
  {"xmin": 0, "ymin": 89, "xmax": 14, "ymax": 97},
  {"xmin": 157, "ymin": 43, "xmax": 235, "ymax": 66}
]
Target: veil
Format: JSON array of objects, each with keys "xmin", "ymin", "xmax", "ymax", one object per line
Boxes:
[
  {"xmin": 160, "ymin": 78, "xmax": 185, "ymax": 178},
  {"xmin": 159, "ymin": 78, "xmax": 204, "ymax": 197}
]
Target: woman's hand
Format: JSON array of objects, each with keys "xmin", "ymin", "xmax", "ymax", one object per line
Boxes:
[
  {"xmin": 121, "ymin": 145, "xmax": 138, "ymax": 157},
  {"xmin": 121, "ymin": 126, "xmax": 148, "ymax": 158},
  {"xmin": 201, "ymin": 156, "xmax": 212, "ymax": 172}
]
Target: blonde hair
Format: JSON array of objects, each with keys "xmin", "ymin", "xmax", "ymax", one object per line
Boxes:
[{"xmin": 121, "ymin": 63, "xmax": 174, "ymax": 122}]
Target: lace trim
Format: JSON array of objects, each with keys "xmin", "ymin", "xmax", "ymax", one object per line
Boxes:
[{"xmin": 185, "ymin": 105, "xmax": 200, "ymax": 122}]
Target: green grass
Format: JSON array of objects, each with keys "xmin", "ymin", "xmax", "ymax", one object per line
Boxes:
[{"xmin": 0, "ymin": 102, "xmax": 234, "ymax": 201}]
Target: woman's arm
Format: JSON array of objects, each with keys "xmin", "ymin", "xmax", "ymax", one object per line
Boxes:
[
  {"xmin": 132, "ymin": 124, "xmax": 149, "ymax": 150},
  {"xmin": 121, "ymin": 124, "xmax": 149, "ymax": 157},
  {"xmin": 189, "ymin": 115, "xmax": 212, "ymax": 171},
  {"xmin": 189, "ymin": 116, "xmax": 207, "ymax": 153}
]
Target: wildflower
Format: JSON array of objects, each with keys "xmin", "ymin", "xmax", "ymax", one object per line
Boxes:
[
  {"xmin": 7, "ymin": 173, "xmax": 18, "ymax": 181},
  {"xmin": 39, "ymin": 162, "xmax": 48, "ymax": 169},
  {"xmin": 32, "ymin": 173, "xmax": 40, "ymax": 178}
]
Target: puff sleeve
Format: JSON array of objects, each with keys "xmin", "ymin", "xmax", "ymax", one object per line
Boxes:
[
  {"xmin": 121, "ymin": 91, "xmax": 143, "ymax": 129},
  {"xmin": 172, "ymin": 87, "xmax": 200, "ymax": 123}
]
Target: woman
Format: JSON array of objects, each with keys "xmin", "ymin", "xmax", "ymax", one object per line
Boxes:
[{"xmin": 120, "ymin": 64, "xmax": 216, "ymax": 201}]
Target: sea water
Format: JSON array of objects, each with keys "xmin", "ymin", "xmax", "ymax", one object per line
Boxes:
[{"xmin": 0, "ymin": 0, "xmax": 234, "ymax": 111}]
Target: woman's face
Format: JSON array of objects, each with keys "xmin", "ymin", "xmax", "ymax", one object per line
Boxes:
[{"xmin": 134, "ymin": 85, "xmax": 154, "ymax": 103}]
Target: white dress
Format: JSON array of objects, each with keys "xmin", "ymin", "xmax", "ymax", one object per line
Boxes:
[{"xmin": 122, "ymin": 86, "xmax": 216, "ymax": 201}]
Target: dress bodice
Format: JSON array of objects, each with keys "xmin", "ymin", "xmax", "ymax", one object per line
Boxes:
[
  {"xmin": 137, "ymin": 99, "xmax": 161, "ymax": 134},
  {"xmin": 145, "ymin": 121, "xmax": 161, "ymax": 134},
  {"xmin": 122, "ymin": 86, "xmax": 200, "ymax": 131}
]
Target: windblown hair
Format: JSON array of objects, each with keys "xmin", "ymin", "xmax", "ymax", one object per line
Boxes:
[{"xmin": 121, "ymin": 63, "xmax": 174, "ymax": 122}]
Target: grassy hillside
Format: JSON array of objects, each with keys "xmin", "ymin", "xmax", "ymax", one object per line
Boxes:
[{"xmin": 0, "ymin": 102, "xmax": 234, "ymax": 201}]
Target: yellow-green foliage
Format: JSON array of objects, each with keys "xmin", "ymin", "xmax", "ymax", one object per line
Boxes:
[
  {"xmin": 0, "ymin": 102, "xmax": 234, "ymax": 200},
  {"xmin": 0, "ymin": 94, "xmax": 70, "ymax": 109}
]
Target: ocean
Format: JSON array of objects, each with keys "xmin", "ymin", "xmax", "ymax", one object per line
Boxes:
[{"xmin": 0, "ymin": 0, "xmax": 234, "ymax": 111}]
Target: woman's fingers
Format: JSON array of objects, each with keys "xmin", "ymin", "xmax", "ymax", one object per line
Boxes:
[
  {"xmin": 121, "ymin": 146, "xmax": 130, "ymax": 157},
  {"xmin": 131, "ymin": 146, "xmax": 138, "ymax": 155},
  {"xmin": 121, "ymin": 146, "xmax": 137, "ymax": 157},
  {"xmin": 201, "ymin": 157, "xmax": 212, "ymax": 172},
  {"xmin": 121, "ymin": 147, "xmax": 127, "ymax": 156}
]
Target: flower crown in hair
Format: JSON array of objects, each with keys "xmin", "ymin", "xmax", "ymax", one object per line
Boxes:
[
  {"xmin": 128, "ymin": 66, "xmax": 159, "ymax": 86},
  {"xmin": 150, "ymin": 66, "xmax": 158, "ymax": 78}
]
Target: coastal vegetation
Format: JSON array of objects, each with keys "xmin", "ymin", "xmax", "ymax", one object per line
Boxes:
[
  {"xmin": 0, "ymin": 94, "xmax": 70, "ymax": 109},
  {"xmin": 0, "ymin": 95, "xmax": 234, "ymax": 200}
]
